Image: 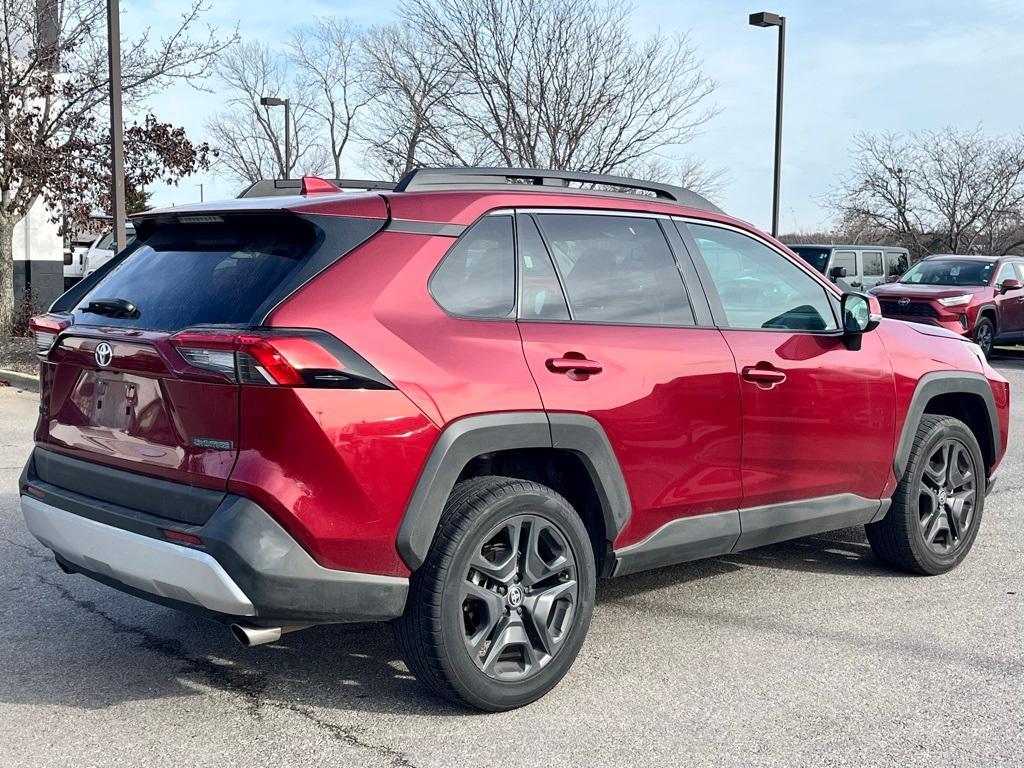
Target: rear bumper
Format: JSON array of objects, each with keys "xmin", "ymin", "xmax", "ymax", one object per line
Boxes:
[{"xmin": 20, "ymin": 448, "xmax": 408, "ymax": 625}]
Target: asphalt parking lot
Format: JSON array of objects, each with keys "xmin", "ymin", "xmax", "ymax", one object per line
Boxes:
[{"xmin": 1, "ymin": 362, "xmax": 1022, "ymax": 768}]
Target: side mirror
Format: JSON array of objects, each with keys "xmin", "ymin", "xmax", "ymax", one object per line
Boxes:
[
  {"xmin": 828, "ymin": 266, "xmax": 848, "ymax": 281},
  {"xmin": 886, "ymin": 275, "xmax": 901, "ymax": 283},
  {"xmin": 999, "ymin": 278, "xmax": 1022, "ymax": 294},
  {"xmin": 62, "ymin": 248, "xmax": 73, "ymax": 266},
  {"xmin": 841, "ymin": 292, "xmax": 881, "ymax": 350}
]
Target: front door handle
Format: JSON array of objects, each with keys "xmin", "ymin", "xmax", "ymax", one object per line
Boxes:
[
  {"xmin": 546, "ymin": 356, "xmax": 603, "ymax": 376},
  {"xmin": 741, "ymin": 363, "xmax": 787, "ymax": 388}
]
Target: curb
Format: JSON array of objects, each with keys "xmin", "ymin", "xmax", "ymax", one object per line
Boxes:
[{"xmin": 0, "ymin": 369, "xmax": 39, "ymax": 393}]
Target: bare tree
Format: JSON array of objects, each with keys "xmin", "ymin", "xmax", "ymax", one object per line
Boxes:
[
  {"xmin": 395, "ymin": 0, "xmax": 717, "ymax": 175},
  {"xmin": 0, "ymin": 0, "xmax": 232, "ymax": 332},
  {"xmin": 832, "ymin": 127, "xmax": 1024, "ymax": 257},
  {"xmin": 205, "ymin": 41, "xmax": 328, "ymax": 185},
  {"xmin": 626, "ymin": 156, "xmax": 727, "ymax": 202},
  {"xmin": 287, "ymin": 18, "xmax": 370, "ymax": 178},
  {"xmin": 359, "ymin": 23, "xmax": 470, "ymax": 178}
]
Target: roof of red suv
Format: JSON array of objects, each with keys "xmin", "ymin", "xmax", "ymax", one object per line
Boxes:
[{"xmin": 139, "ymin": 167, "xmax": 760, "ymax": 236}]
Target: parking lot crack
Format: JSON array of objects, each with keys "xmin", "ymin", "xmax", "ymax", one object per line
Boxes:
[
  {"xmin": 264, "ymin": 700, "xmax": 420, "ymax": 768},
  {"xmin": 35, "ymin": 574, "xmax": 418, "ymax": 764}
]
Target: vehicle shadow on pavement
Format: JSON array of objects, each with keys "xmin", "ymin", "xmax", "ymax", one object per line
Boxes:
[
  {"xmin": 598, "ymin": 527, "xmax": 887, "ymax": 602},
  {"xmin": 1, "ymin": 504, "xmax": 880, "ymax": 718}
]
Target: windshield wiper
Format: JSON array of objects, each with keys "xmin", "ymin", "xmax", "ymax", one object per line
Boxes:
[{"xmin": 82, "ymin": 297, "xmax": 139, "ymax": 318}]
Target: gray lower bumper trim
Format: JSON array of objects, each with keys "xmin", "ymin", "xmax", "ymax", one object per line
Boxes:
[{"xmin": 22, "ymin": 495, "xmax": 256, "ymax": 615}]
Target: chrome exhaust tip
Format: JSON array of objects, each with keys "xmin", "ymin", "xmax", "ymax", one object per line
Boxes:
[{"xmin": 230, "ymin": 623, "xmax": 309, "ymax": 647}]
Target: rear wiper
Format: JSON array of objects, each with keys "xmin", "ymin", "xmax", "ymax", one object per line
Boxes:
[{"xmin": 82, "ymin": 297, "xmax": 139, "ymax": 318}]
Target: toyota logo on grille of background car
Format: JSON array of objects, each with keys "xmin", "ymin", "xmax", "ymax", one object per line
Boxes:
[
  {"xmin": 898, "ymin": 297, "xmax": 911, "ymax": 306},
  {"xmin": 94, "ymin": 342, "xmax": 113, "ymax": 368}
]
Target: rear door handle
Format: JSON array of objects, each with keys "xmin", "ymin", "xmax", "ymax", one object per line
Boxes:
[
  {"xmin": 741, "ymin": 363, "xmax": 787, "ymax": 388},
  {"xmin": 546, "ymin": 356, "xmax": 603, "ymax": 376}
]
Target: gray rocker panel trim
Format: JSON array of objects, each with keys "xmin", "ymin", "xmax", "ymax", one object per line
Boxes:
[
  {"xmin": 731, "ymin": 493, "xmax": 881, "ymax": 552},
  {"xmin": 396, "ymin": 411, "xmax": 632, "ymax": 571},
  {"xmin": 612, "ymin": 509, "xmax": 740, "ymax": 577},
  {"xmin": 894, "ymin": 371, "xmax": 999, "ymax": 479},
  {"xmin": 612, "ymin": 494, "xmax": 883, "ymax": 576}
]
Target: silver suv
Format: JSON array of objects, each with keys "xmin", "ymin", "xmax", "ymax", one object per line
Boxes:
[{"xmin": 788, "ymin": 244, "xmax": 910, "ymax": 291}]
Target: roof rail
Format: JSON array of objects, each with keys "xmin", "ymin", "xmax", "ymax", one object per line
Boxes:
[
  {"xmin": 237, "ymin": 178, "xmax": 395, "ymax": 199},
  {"xmin": 392, "ymin": 167, "xmax": 722, "ymax": 213}
]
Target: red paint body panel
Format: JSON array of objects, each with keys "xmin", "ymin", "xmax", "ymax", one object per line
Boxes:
[
  {"xmin": 38, "ymin": 331, "xmax": 238, "ymax": 489},
  {"xmin": 517, "ymin": 323, "xmax": 742, "ymax": 548},
  {"xmin": 268, "ymin": 231, "xmax": 545, "ymax": 425},
  {"xmin": 228, "ymin": 387, "xmax": 438, "ymax": 576},
  {"xmin": 722, "ymin": 329, "xmax": 896, "ymax": 507}
]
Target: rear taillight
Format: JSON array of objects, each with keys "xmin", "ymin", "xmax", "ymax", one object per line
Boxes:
[
  {"xmin": 29, "ymin": 314, "xmax": 70, "ymax": 356},
  {"xmin": 169, "ymin": 329, "xmax": 393, "ymax": 390}
]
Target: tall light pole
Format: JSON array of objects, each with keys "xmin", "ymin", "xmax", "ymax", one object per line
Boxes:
[
  {"xmin": 260, "ymin": 96, "xmax": 291, "ymax": 179},
  {"xmin": 107, "ymin": 0, "xmax": 126, "ymax": 251},
  {"xmin": 749, "ymin": 11, "xmax": 785, "ymax": 238}
]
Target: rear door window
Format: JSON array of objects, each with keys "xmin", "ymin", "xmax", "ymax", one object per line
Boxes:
[
  {"xmin": 516, "ymin": 215, "xmax": 569, "ymax": 320},
  {"xmin": 72, "ymin": 215, "xmax": 319, "ymax": 330},
  {"xmin": 535, "ymin": 213, "xmax": 694, "ymax": 326},
  {"xmin": 861, "ymin": 251, "xmax": 883, "ymax": 276}
]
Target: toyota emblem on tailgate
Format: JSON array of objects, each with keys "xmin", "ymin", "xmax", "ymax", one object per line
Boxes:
[
  {"xmin": 94, "ymin": 342, "xmax": 113, "ymax": 367},
  {"xmin": 898, "ymin": 297, "xmax": 910, "ymax": 306}
]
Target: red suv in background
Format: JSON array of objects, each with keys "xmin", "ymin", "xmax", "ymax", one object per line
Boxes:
[
  {"xmin": 21, "ymin": 168, "xmax": 1009, "ymax": 711},
  {"xmin": 871, "ymin": 254, "xmax": 1024, "ymax": 357}
]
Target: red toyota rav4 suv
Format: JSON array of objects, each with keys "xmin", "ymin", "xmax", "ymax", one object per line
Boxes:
[
  {"xmin": 871, "ymin": 254, "xmax": 1024, "ymax": 358},
  {"xmin": 21, "ymin": 168, "xmax": 1009, "ymax": 711}
]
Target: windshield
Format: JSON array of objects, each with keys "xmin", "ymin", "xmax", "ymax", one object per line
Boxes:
[
  {"xmin": 789, "ymin": 247, "xmax": 831, "ymax": 275},
  {"xmin": 899, "ymin": 259, "xmax": 996, "ymax": 286},
  {"xmin": 95, "ymin": 228, "xmax": 136, "ymax": 252}
]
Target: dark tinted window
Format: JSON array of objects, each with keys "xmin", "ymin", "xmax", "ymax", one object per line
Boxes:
[
  {"xmin": 431, "ymin": 216, "xmax": 515, "ymax": 318},
  {"xmin": 536, "ymin": 214, "xmax": 693, "ymax": 325},
  {"xmin": 517, "ymin": 216, "xmax": 569, "ymax": 320},
  {"xmin": 790, "ymin": 247, "xmax": 831, "ymax": 274},
  {"xmin": 73, "ymin": 216, "xmax": 317, "ymax": 331},
  {"xmin": 687, "ymin": 223, "xmax": 838, "ymax": 331},
  {"xmin": 887, "ymin": 251, "xmax": 909, "ymax": 277},
  {"xmin": 862, "ymin": 251, "xmax": 883, "ymax": 276}
]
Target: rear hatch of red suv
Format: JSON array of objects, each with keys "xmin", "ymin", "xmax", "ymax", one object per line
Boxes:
[{"xmin": 30, "ymin": 207, "xmax": 385, "ymax": 525}]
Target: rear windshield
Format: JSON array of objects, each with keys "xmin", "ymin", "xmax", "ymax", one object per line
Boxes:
[
  {"xmin": 789, "ymin": 246, "xmax": 831, "ymax": 274},
  {"xmin": 899, "ymin": 259, "xmax": 996, "ymax": 287},
  {"xmin": 72, "ymin": 215, "xmax": 318, "ymax": 330}
]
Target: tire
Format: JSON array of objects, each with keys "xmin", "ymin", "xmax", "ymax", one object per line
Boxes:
[
  {"xmin": 973, "ymin": 316, "xmax": 995, "ymax": 358},
  {"xmin": 866, "ymin": 415, "xmax": 985, "ymax": 575},
  {"xmin": 394, "ymin": 476, "xmax": 595, "ymax": 711}
]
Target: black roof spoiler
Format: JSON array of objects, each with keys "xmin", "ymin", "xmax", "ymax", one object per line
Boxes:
[{"xmin": 237, "ymin": 178, "xmax": 395, "ymax": 198}]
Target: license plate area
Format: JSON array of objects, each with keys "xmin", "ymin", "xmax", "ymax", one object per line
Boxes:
[{"xmin": 91, "ymin": 374, "xmax": 138, "ymax": 430}]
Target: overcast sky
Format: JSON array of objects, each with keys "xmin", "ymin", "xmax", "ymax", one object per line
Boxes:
[{"xmin": 123, "ymin": 0, "xmax": 1024, "ymax": 234}]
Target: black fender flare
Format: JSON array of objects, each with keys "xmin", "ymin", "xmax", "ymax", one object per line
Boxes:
[
  {"xmin": 396, "ymin": 412, "xmax": 631, "ymax": 571},
  {"xmin": 894, "ymin": 371, "xmax": 1000, "ymax": 478}
]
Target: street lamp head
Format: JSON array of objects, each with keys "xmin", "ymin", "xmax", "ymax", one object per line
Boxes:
[
  {"xmin": 749, "ymin": 11, "xmax": 783, "ymax": 27},
  {"xmin": 260, "ymin": 96, "xmax": 288, "ymax": 107}
]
